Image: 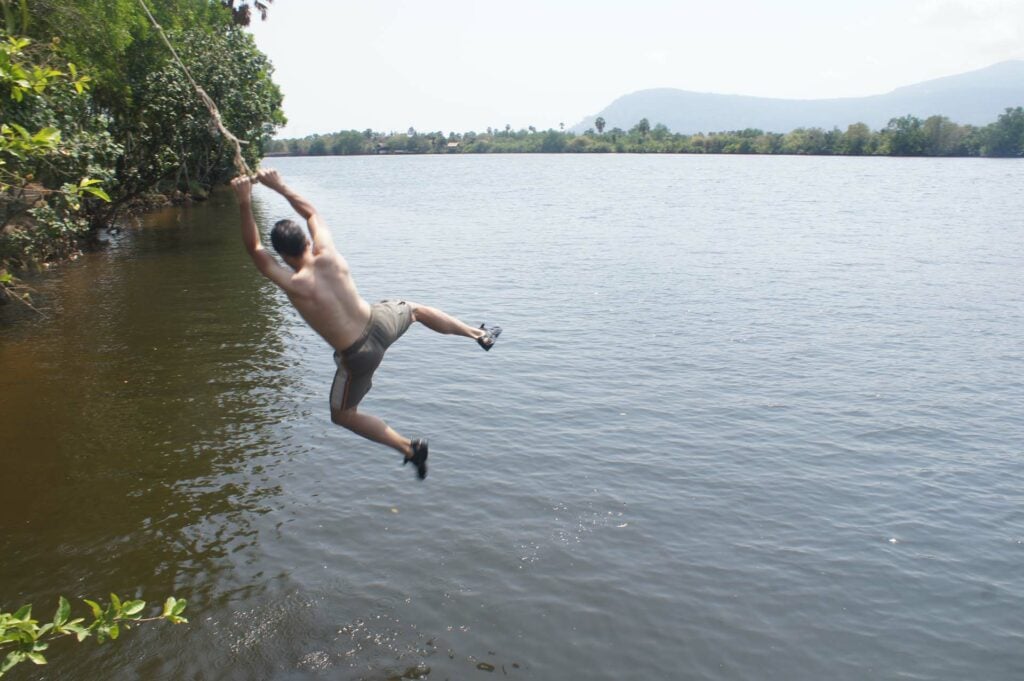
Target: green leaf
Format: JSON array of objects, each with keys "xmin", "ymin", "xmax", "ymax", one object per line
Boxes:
[
  {"xmin": 26, "ymin": 652, "xmax": 46, "ymax": 666},
  {"xmin": 171, "ymin": 599, "xmax": 187, "ymax": 617},
  {"xmin": 83, "ymin": 599, "xmax": 102, "ymax": 620},
  {"xmin": 1, "ymin": 650, "xmax": 26, "ymax": 674},
  {"xmin": 11, "ymin": 605, "xmax": 30, "ymax": 621},
  {"xmin": 7, "ymin": 620, "xmax": 36, "ymax": 634},
  {"xmin": 108, "ymin": 623, "xmax": 119, "ymax": 640},
  {"xmin": 81, "ymin": 186, "xmax": 110, "ymax": 202},
  {"xmin": 121, "ymin": 600, "xmax": 145, "ymax": 617},
  {"xmin": 54, "ymin": 596, "xmax": 70, "ymax": 627},
  {"xmin": 110, "ymin": 593, "xmax": 122, "ymax": 614},
  {"xmin": 31, "ymin": 127, "xmax": 59, "ymax": 144},
  {"xmin": 63, "ymin": 623, "xmax": 89, "ymax": 642},
  {"xmin": 161, "ymin": 597, "xmax": 176, "ymax": 618}
]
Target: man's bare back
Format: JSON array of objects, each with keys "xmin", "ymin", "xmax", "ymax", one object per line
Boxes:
[
  {"xmin": 232, "ymin": 169, "xmax": 502, "ymax": 480},
  {"xmin": 234, "ymin": 169, "xmax": 370, "ymax": 351},
  {"xmin": 281, "ymin": 246, "xmax": 371, "ymax": 352}
]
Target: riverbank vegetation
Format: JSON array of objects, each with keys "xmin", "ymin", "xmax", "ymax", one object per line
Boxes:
[
  {"xmin": 269, "ymin": 108, "xmax": 1024, "ymax": 159},
  {"xmin": 0, "ymin": 0, "xmax": 283, "ymax": 281}
]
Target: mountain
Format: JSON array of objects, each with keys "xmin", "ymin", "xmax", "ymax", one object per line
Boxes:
[{"xmin": 573, "ymin": 61, "xmax": 1024, "ymax": 134}]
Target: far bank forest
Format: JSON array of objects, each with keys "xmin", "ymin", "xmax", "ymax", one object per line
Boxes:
[{"xmin": 270, "ymin": 109, "xmax": 1024, "ymax": 159}]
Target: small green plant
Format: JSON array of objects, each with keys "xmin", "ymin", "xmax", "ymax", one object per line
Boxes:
[{"xmin": 0, "ymin": 594, "xmax": 187, "ymax": 677}]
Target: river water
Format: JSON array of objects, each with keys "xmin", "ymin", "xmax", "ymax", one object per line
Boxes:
[{"xmin": 1, "ymin": 155, "xmax": 1023, "ymax": 680}]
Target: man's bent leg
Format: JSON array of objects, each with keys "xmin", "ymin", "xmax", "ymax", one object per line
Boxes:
[
  {"xmin": 410, "ymin": 303, "xmax": 486, "ymax": 340},
  {"xmin": 332, "ymin": 407, "xmax": 413, "ymax": 458}
]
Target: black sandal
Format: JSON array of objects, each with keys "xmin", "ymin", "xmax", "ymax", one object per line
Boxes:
[
  {"xmin": 477, "ymin": 324, "xmax": 502, "ymax": 351},
  {"xmin": 403, "ymin": 438, "xmax": 428, "ymax": 480}
]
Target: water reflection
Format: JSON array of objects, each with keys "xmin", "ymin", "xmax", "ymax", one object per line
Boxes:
[{"xmin": 0, "ymin": 191, "xmax": 296, "ymax": 679}]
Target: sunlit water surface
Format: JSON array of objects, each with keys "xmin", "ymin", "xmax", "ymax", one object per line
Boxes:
[{"xmin": 2, "ymin": 155, "xmax": 1023, "ymax": 680}]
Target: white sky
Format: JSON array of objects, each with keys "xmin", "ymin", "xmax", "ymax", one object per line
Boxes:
[{"xmin": 247, "ymin": 0, "xmax": 1024, "ymax": 138}]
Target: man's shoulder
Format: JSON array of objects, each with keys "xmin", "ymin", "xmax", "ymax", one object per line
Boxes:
[
  {"xmin": 278, "ymin": 269, "xmax": 311, "ymax": 296},
  {"xmin": 312, "ymin": 249, "xmax": 349, "ymax": 272}
]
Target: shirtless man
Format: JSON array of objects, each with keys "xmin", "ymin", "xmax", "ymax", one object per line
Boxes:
[{"xmin": 232, "ymin": 169, "xmax": 500, "ymax": 480}]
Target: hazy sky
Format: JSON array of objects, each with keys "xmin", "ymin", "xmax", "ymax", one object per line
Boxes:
[{"xmin": 248, "ymin": 0, "xmax": 1024, "ymax": 138}]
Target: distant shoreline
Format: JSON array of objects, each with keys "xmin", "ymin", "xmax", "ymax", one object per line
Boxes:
[
  {"xmin": 265, "ymin": 109, "xmax": 1024, "ymax": 159},
  {"xmin": 261, "ymin": 149, "xmax": 1016, "ymax": 160}
]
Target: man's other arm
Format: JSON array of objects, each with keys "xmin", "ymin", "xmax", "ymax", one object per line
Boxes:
[{"xmin": 256, "ymin": 168, "xmax": 336, "ymax": 256}]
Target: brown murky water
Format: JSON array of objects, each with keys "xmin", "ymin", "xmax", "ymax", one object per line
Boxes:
[{"xmin": 1, "ymin": 195, "xmax": 301, "ymax": 678}]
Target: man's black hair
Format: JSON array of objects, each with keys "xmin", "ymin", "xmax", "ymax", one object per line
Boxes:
[{"xmin": 270, "ymin": 219, "xmax": 307, "ymax": 257}]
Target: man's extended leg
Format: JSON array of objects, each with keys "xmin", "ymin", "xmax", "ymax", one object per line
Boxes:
[
  {"xmin": 410, "ymin": 303, "xmax": 485, "ymax": 339},
  {"xmin": 331, "ymin": 407, "xmax": 411, "ymax": 456},
  {"xmin": 409, "ymin": 303, "xmax": 501, "ymax": 349}
]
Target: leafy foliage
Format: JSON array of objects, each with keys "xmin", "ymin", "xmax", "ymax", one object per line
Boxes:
[
  {"xmin": 0, "ymin": 32, "xmax": 118, "ymax": 271},
  {"xmin": 222, "ymin": 0, "xmax": 273, "ymax": 26},
  {"xmin": 116, "ymin": 26, "xmax": 283, "ymax": 199},
  {"xmin": 0, "ymin": 0, "xmax": 285, "ymax": 273},
  {"xmin": 984, "ymin": 106, "xmax": 1024, "ymax": 157},
  {"xmin": 0, "ymin": 595, "xmax": 187, "ymax": 677},
  {"xmin": 0, "ymin": 0, "xmax": 28, "ymax": 34}
]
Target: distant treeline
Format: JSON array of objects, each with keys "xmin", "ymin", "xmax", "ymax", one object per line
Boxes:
[{"xmin": 267, "ymin": 108, "xmax": 1024, "ymax": 158}]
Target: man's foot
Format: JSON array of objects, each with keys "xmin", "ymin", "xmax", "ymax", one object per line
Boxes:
[
  {"xmin": 403, "ymin": 438, "xmax": 428, "ymax": 480},
  {"xmin": 477, "ymin": 324, "xmax": 502, "ymax": 351}
]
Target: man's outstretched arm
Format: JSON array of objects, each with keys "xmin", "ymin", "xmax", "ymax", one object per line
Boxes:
[
  {"xmin": 256, "ymin": 167, "xmax": 335, "ymax": 255},
  {"xmin": 232, "ymin": 175, "xmax": 293, "ymax": 288}
]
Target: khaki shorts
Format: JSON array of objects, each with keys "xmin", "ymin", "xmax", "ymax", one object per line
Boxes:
[{"xmin": 330, "ymin": 300, "xmax": 413, "ymax": 411}]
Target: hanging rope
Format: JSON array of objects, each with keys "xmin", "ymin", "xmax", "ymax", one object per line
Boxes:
[{"xmin": 136, "ymin": 0, "xmax": 255, "ymax": 178}]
